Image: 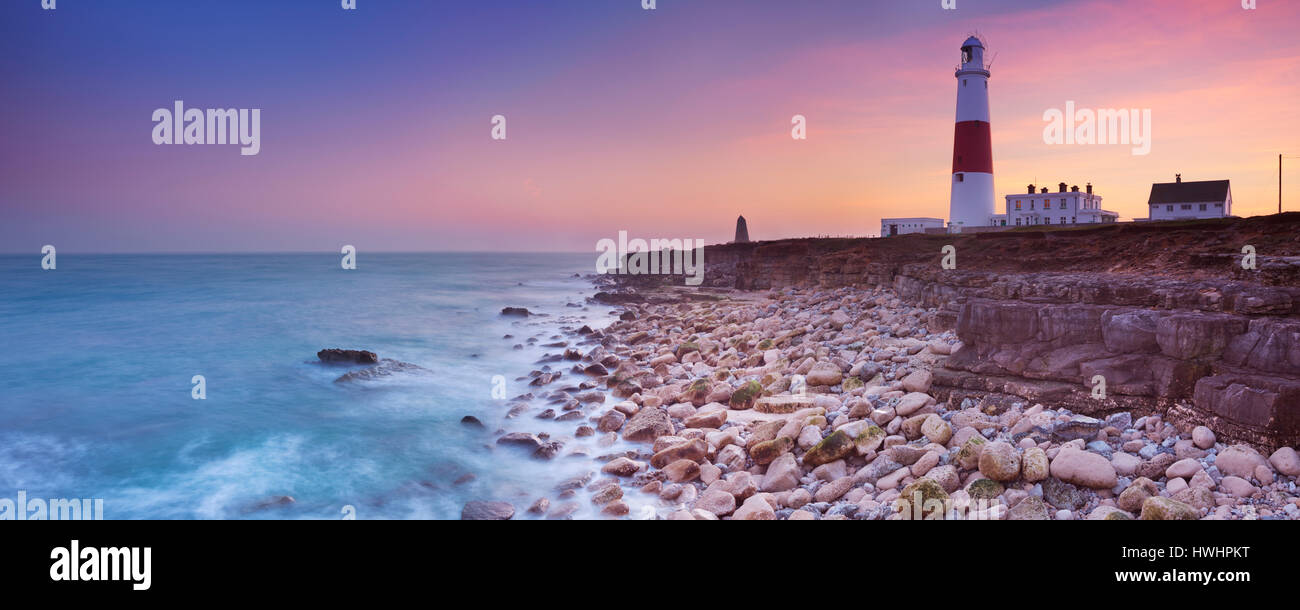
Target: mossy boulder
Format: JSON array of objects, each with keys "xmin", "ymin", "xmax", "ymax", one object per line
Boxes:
[
  {"xmin": 729, "ymin": 380, "xmax": 764, "ymax": 409},
  {"xmin": 1006, "ymin": 495, "xmax": 1049, "ymax": 520},
  {"xmin": 968, "ymin": 478, "xmax": 1004, "ymax": 501},
  {"xmin": 842, "ymin": 376, "xmax": 865, "ymax": 392},
  {"xmin": 675, "ymin": 342, "xmax": 701, "ymax": 359},
  {"xmin": 954, "ymin": 436, "xmax": 987, "ymax": 470},
  {"xmin": 680, "ymin": 378, "xmax": 712, "ymax": 406},
  {"xmin": 1117, "ymin": 477, "xmax": 1158, "ymax": 513},
  {"xmin": 894, "ymin": 477, "xmax": 949, "ymax": 519},
  {"xmin": 853, "ymin": 425, "xmax": 886, "ymax": 454},
  {"xmin": 749, "ymin": 436, "xmax": 794, "ymax": 465},
  {"xmin": 1042, "ymin": 477, "xmax": 1088, "ymax": 511},
  {"xmin": 757, "ymin": 339, "xmax": 773, "ymax": 350},
  {"xmin": 1139, "ymin": 497, "xmax": 1198, "ymax": 520},
  {"xmin": 802, "ymin": 430, "xmax": 854, "ymax": 467}
]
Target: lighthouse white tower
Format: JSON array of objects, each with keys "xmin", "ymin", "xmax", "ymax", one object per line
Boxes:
[{"xmin": 949, "ymin": 36, "xmax": 995, "ymax": 231}]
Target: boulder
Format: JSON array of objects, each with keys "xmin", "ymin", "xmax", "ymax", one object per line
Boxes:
[
  {"xmin": 1215, "ymin": 445, "xmax": 1268, "ymax": 479},
  {"xmin": 760, "ymin": 453, "xmax": 801, "ymax": 492},
  {"xmin": 1021, "ymin": 447, "xmax": 1049, "ymax": 482},
  {"xmin": 1049, "ymin": 447, "xmax": 1117, "ymax": 489},
  {"xmin": 978, "ymin": 441, "xmax": 1021, "ymax": 482},
  {"xmin": 1139, "ymin": 497, "xmax": 1198, "ymax": 520},
  {"xmin": 622, "ymin": 407, "xmax": 674, "ymax": 442},
  {"xmin": 1006, "ymin": 495, "xmax": 1049, "ymax": 520},
  {"xmin": 900, "ymin": 370, "xmax": 933, "ymax": 393},
  {"xmin": 317, "ymin": 348, "xmax": 378, "ymax": 364},
  {"xmin": 1268, "ymin": 447, "xmax": 1300, "ymax": 477},
  {"xmin": 802, "ymin": 430, "xmax": 854, "ymax": 467},
  {"xmin": 806, "ymin": 362, "xmax": 843, "ymax": 386}
]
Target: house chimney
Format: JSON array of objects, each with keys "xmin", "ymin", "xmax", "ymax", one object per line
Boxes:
[
  {"xmin": 1027, "ymin": 184, "xmax": 1035, "ymax": 194},
  {"xmin": 1176, "ymin": 174, "xmax": 1182, "ymax": 183},
  {"xmin": 1086, "ymin": 183, "xmax": 1092, "ymax": 194},
  {"xmin": 1058, "ymin": 182, "xmax": 1067, "ymax": 192},
  {"xmin": 1040, "ymin": 187, "xmax": 1048, "ymax": 193},
  {"xmin": 1071, "ymin": 185, "xmax": 1079, "ymax": 192}
]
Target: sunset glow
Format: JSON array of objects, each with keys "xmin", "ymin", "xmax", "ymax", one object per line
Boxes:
[{"xmin": 3, "ymin": 0, "xmax": 1298, "ymax": 252}]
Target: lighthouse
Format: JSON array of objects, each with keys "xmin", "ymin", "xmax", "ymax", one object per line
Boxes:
[{"xmin": 949, "ymin": 36, "xmax": 995, "ymax": 231}]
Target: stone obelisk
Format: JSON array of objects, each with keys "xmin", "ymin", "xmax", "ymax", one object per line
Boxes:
[{"xmin": 734, "ymin": 215, "xmax": 750, "ymax": 243}]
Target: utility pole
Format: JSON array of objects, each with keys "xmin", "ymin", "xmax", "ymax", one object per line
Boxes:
[{"xmin": 1281, "ymin": 154, "xmax": 1284, "ymax": 214}]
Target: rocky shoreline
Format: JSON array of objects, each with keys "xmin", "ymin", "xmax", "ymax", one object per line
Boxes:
[{"xmin": 470, "ymin": 283, "xmax": 1300, "ymax": 520}]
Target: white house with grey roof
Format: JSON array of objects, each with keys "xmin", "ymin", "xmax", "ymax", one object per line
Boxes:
[{"xmin": 1146, "ymin": 175, "xmax": 1232, "ymax": 220}]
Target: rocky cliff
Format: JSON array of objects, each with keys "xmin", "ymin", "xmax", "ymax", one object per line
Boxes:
[{"xmin": 695, "ymin": 214, "xmax": 1300, "ymax": 448}]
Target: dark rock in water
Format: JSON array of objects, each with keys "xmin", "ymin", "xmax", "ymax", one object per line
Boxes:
[
  {"xmin": 577, "ymin": 325, "xmax": 594, "ymax": 335},
  {"xmin": 317, "ymin": 348, "xmax": 378, "ymax": 364},
  {"xmin": 333, "ymin": 358, "xmax": 430, "ymax": 383},
  {"xmin": 582, "ymin": 363, "xmax": 609, "ymax": 376},
  {"xmin": 546, "ymin": 501, "xmax": 580, "ymax": 520},
  {"xmin": 619, "ymin": 310, "xmax": 637, "ymax": 321},
  {"xmin": 1042, "ymin": 477, "xmax": 1088, "ymax": 510},
  {"xmin": 497, "ymin": 432, "xmax": 544, "ymax": 452},
  {"xmin": 461, "ymin": 415, "xmax": 485, "ymax": 428},
  {"xmin": 453, "ymin": 473, "xmax": 476, "ymax": 485},
  {"xmin": 501, "ymin": 307, "xmax": 532, "ymax": 317},
  {"xmin": 533, "ymin": 441, "xmax": 563, "ymax": 460},
  {"xmin": 461, "ymin": 501, "xmax": 514, "ymax": 520},
  {"xmin": 246, "ymin": 495, "xmax": 295, "ymax": 513},
  {"xmin": 555, "ymin": 472, "xmax": 594, "ymax": 492},
  {"xmin": 529, "ymin": 371, "xmax": 560, "ymax": 386},
  {"xmin": 1053, "ymin": 415, "xmax": 1105, "ymax": 442}
]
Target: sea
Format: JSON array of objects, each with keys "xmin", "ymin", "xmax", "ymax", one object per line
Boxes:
[{"xmin": 0, "ymin": 252, "xmax": 645, "ymax": 519}]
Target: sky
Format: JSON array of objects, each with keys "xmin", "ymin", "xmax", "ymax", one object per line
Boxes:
[{"xmin": 2, "ymin": 0, "xmax": 1298, "ymax": 253}]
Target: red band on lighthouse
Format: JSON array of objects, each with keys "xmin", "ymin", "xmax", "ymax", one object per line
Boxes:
[{"xmin": 952, "ymin": 120, "xmax": 993, "ymax": 174}]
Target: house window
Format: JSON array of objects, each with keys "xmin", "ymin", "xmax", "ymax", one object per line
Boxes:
[
  {"xmin": 1166, "ymin": 205, "xmax": 1173, "ymax": 211},
  {"xmin": 1044, "ymin": 217, "xmax": 1051, "ymax": 224},
  {"xmin": 1199, "ymin": 204, "xmax": 1207, "ymax": 211},
  {"xmin": 1030, "ymin": 201, "xmax": 1035, "ymax": 210},
  {"xmin": 1015, "ymin": 201, "xmax": 1022, "ymax": 210},
  {"xmin": 956, "ymin": 173, "xmax": 964, "ymax": 182},
  {"xmin": 1015, "ymin": 218, "xmax": 1022, "ymax": 226},
  {"xmin": 1072, "ymin": 217, "xmax": 1077, "ymax": 223},
  {"xmin": 1060, "ymin": 199, "xmax": 1066, "ymax": 207},
  {"xmin": 1061, "ymin": 216, "xmax": 1067, "ymax": 224},
  {"xmin": 1181, "ymin": 204, "xmax": 1192, "ymax": 210},
  {"xmin": 1215, "ymin": 203, "xmax": 1223, "ymax": 208}
]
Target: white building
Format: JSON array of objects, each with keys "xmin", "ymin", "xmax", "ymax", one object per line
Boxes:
[
  {"xmin": 881, "ymin": 217, "xmax": 945, "ymax": 236},
  {"xmin": 1146, "ymin": 175, "xmax": 1231, "ymax": 220},
  {"xmin": 1003, "ymin": 182, "xmax": 1118, "ymax": 227}
]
